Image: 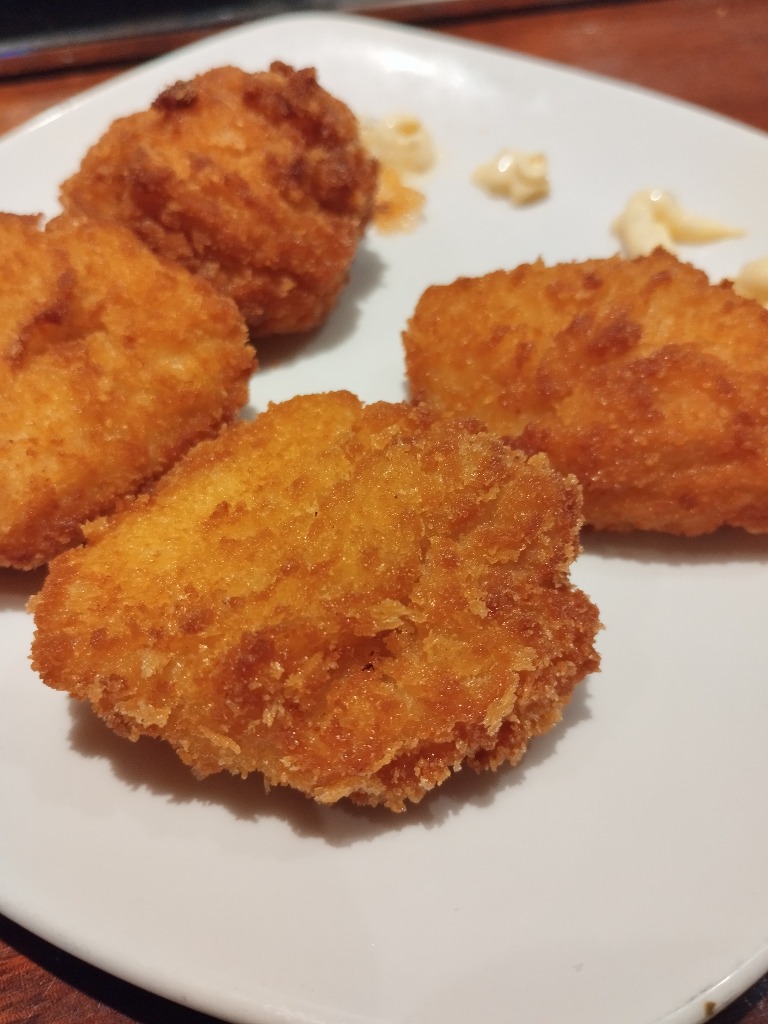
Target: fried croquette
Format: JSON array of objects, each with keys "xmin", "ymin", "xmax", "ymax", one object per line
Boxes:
[
  {"xmin": 30, "ymin": 392, "xmax": 600, "ymax": 812},
  {"xmin": 0, "ymin": 212, "xmax": 253, "ymax": 570},
  {"xmin": 59, "ymin": 62, "xmax": 379, "ymax": 338},
  {"xmin": 403, "ymin": 248, "xmax": 768, "ymax": 535}
]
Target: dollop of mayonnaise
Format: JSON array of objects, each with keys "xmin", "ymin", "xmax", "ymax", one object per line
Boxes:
[
  {"xmin": 362, "ymin": 114, "xmax": 434, "ymax": 234},
  {"xmin": 613, "ymin": 189, "xmax": 744, "ymax": 258},
  {"xmin": 472, "ymin": 149, "xmax": 549, "ymax": 205},
  {"xmin": 733, "ymin": 258, "xmax": 768, "ymax": 308},
  {"xmin": 361, "ymin": 114, "xmax": 435, "ymax": 175}
]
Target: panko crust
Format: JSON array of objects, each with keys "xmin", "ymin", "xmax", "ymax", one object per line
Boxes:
[
  {"xmin": 0, "ymin": 212, "xmax": 253, "ymax": 570},
  {"xmin": 60, "ymin": 62, "xmax": 379, "ymax": 338},
  {"xmin": 403, "ymin": 249, "xmax": 768, "ymax": 535},
  {"xmin": 31, "ymin": 392, "xmax": 600, "ymax": 811}
]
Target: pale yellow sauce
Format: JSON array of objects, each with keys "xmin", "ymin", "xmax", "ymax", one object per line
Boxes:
[
  {"xmin": 472, "ymin": 149, "xmax": 549, "ymax": 205},
  {"xmin": 362, "ymin": 114, "xmax": 434, "ymax": 234},
  {"xmin": 733, "ymin": 258, "xmax": 768, "ymax": 308},
  {"xmin": 613, "ymin": 189, "xmax": 744, "ymax": 258},
  {"xmin": 361, "ymin": 114, "xmax": 435, "ymax": 175}
]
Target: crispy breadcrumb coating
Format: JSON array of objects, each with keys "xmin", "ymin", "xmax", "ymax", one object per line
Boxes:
[
  {"xmin": 30, "ymin": 392, "xmax": 600, "ymax": 811},
  {"xmin": 0, "ymin": 212, "xmax": 253, "ymax": 570},
  {"xmin": 403, "ymin": 248, "xmax": 768, "ymax": 535},
  {"xmin": 59, "ymin": 62, "xmax": 379, "ymax": 338}
]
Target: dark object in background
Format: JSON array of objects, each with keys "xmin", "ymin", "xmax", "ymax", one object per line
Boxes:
[
  {"xmin": 0, "ymin": 0, "xmax": 589, "ymax": 77},
  {"xmin": 0, "ymin": 0, "xmax": 316, "ymax": 75},
  {"xmin": 0, "ymin": 0, "xmax": 246, "ymax": 36}
]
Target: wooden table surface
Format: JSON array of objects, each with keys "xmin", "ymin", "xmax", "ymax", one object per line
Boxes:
[{"xmin": 1, "ymin": 0, "xmax": 766, "ymax": 1021}]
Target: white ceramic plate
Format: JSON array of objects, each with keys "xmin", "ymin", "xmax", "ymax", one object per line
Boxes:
[{"xmin": 2, "ymin": 13, "xmax": 768, "ymax": 1024}]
